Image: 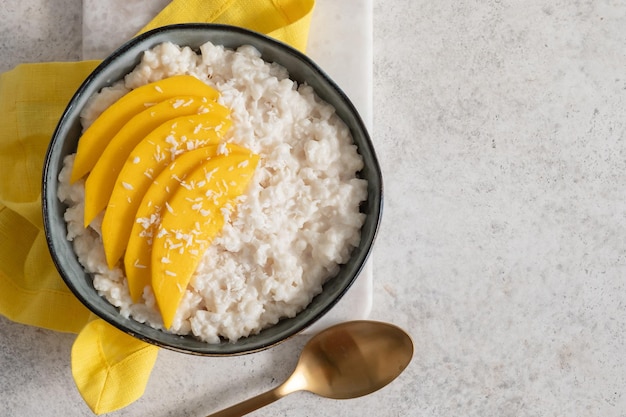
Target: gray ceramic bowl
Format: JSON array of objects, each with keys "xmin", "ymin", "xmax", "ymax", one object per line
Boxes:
[{"xmin": 43, "ymin": 24, "xmax": 382, "ymax": 356}]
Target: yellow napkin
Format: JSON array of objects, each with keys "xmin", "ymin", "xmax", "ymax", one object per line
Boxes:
[
  {"xmin": 140, "ymin": 0, "xmax": 314, "ymax": 52},
  {"xmin": 0, "ymin": 0, "xmax": 314, "ymax": 414}
]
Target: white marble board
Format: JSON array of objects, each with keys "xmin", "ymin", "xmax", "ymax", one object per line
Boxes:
[{"xmin": 81, "ymin": 0, "xmax": 374, "ymax": 331}]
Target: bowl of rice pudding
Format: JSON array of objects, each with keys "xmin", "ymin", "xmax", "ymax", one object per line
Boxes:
[{"xmin": 42, "ymin": 24, "xmax": 382, "ymax": 355}]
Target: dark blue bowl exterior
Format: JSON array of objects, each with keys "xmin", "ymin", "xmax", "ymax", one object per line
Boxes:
[{"xmin": 42, "ymin": 24, "xmax": 383, "ymax": 355}]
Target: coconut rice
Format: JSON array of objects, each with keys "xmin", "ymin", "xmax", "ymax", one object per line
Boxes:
[{"xmin": 57, "ymin": 41, "xmax": 367, "ymax": 343}]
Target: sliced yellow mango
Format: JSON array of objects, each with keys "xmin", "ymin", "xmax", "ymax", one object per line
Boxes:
[
  {"xmin": 71, "ymin": 75, "xmax": 220, "ymax": 183},
  {"xmin": 124, "ymin": 143, "xmax": 253, "ymax": 302},
  {"xmin": 151, "ymin": 152, "xmax": 259, "ymax": 329},
  {"xmin": 100, "ymin": 113, "xmax": 232, "ymax": 269},
  {"xmin": 83, "ymin": 96, "xmax": 230, "ymax": 226}
]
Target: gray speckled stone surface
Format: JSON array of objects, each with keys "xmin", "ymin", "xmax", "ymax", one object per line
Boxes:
[
  {"xmin": 2, "ymin": 0, "xmax": 626, "ymax": 416},
  {"xmin": 0, "ymin": 1, "xmax": 82, "ymax": 71}
]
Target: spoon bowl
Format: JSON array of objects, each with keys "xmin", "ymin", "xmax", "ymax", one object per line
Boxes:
[{"xmin": 206, "ymin": 320, "xmax": 413, "ymax": 416}]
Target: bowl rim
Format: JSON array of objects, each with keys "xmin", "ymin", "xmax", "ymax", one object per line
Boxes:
[{"xmin": 42, "ymin": 23, "xmax": 383, "ymax": 356}]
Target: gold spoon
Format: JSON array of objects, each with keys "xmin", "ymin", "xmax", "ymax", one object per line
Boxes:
[{"xmin": 206, "ymin": 320, "xmax": 414, "ymax": 417}]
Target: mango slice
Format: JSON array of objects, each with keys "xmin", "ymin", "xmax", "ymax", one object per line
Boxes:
[
  {"xmin": 71, "ymin": 75, "xmax": 220, "ymax": 183},
  {"xmin": 151, "ymin": 152, "xmax": 259, "ymax": 329},
  {"xmin": 83, "ymin": 96, "xmax": 230, "ymax": 226},
  {"xmin": 124, "ymin": 143, "xmax": 253, "ymax": 302},
  {"xmin": 100, "ymin": 113, "xmax": 232, "ymax": 269}
]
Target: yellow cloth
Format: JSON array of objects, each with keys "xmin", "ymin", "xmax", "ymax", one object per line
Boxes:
[
  {"xmin": 140, "ymin": 0, "xmax": 314, "ymax": 52},
  {"xmin": 0, "ymin": 0, "xmax": 314, "ymax": 414},
  {"xmin": 72, "ymin": 319, "xmax": 160, "ymax": 415}
]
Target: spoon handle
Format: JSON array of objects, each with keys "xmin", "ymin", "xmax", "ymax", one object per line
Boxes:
[{"xmin": 205, "ymin": 387, "xmax": 285, "ymax": 417}]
